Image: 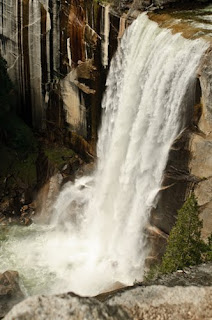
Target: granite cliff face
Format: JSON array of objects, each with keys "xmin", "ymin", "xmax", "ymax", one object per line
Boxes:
[
  {"xmin": 148, "ymin": 12, "xmax": 212, "ymax": 260},
  {"xmin": 0, "ymin": 0, "xmax": 126, "ymax": 155},
  {"xmin": 0, "ymin": 0, "xmax": 212, "ymax": 263},
  {"xmin": 191, "ymin": 48, "xmax": 212, "ymax": 240}
]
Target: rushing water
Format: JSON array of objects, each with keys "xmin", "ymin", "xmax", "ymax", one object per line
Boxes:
[
  {"xmin": 169, "ymin": 4, "xmax": 212, "ymax": 37},
  {"xmin": 101, "ymin": 4, "xmax": 110, "ymax": 68},
  {"xmin": 0, "ymin": 14, "xmax": 208, "ymax": 297}
]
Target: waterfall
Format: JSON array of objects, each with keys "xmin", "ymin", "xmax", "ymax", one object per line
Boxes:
[
  {"xmin": 0, "ymin": 13, "xmax": 208, "ymax": 297},
  {"xmin": 101, "ymin": 4, "xmax": 110, "ymax": 68}
]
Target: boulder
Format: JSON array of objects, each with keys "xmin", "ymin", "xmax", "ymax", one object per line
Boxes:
[
  {"xmin": 0, "ymin": 271, "xmax": 24, "ymax": 318},
  {"xmin": 108, "ymin": 285, "xmax": 212, "ymax": 320},
  {"xmin": 3, "ymin": 293, "xmax": 130, "ymax": 320},
  {"xmin": 4, "ymin": 281, "xmax": 212, "ymax": 320}
]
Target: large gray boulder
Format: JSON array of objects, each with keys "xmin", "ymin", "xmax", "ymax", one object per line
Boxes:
[
  {"xmin": 4, "ymin": 283, "xmax": 212, "ymax": 320},
  {"xmin": 3, "ymin": 293, "xmax": 130, "ymax": 320},
  {"xmin": 107, "ymin": 285, "xmax": 212, "ymax": 320}
]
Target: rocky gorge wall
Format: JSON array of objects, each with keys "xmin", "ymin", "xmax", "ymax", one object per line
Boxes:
[
  {"xmin": 0, "ymin": 0, "xmax": 126, "ymax": 156},
  {"xmin": 0, "ymin": 0, "xmax": 212, "ymax": 262},
  {"xmin": 191, "ymin": 48, "xmax": 212, "ymax": 240},
  {"xmin": 147, "ymin": 17, "xmax": 212, "ymax": 264},
  {"xmin": 112, "ymin": 0, "xmax": 212, "ymax": 262}
]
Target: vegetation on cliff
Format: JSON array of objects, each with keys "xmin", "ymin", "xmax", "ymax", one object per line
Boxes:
[
  {"xmin": 146, "ymin": 194, "xmax": 212, "ymax": 280},
  {"xmin": 160, "ymin": 194, "xmax": 212, "ymax": 273},
  {"xmin": 0, "ymin": 56, "xmax": 85, "ymax": 222},
  {"xmin": 0, "ymin": 56, "xmax": 38, "ymax": 218}
]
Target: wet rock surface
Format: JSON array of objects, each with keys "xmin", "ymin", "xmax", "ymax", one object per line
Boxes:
[
  {"xmin": 0, "ymin": 271, "xmax": 24, "ymax": 319},
  {"xmin": 3, "ymin": 267, "xmax": 212, "ymax": 320}
]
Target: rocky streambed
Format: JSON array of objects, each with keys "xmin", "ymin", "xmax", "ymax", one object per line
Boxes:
[{"xmin": 1, "ymin": 263, "xmax": 212, "ymax": 319}]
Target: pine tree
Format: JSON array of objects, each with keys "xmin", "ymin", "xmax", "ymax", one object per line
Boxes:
[{"xmin": 160, "ymin": 193, "xmax": 204, "ymax": 273}]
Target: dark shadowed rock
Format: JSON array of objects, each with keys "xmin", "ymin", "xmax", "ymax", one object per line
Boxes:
[
  {"xmin": 0, "ymin": 271, "xmax": 24, "ymax": 318},
  {"xmin": 128, "ymin": 0, "xmax": 211, "ymax": 11}
]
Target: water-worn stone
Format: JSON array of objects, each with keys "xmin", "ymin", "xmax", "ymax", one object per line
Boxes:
[
  {"xmin": 0, "ymin": 271, "xmax": 24, "ymax": 318},
  {"xmin": 3, "ymin": 293, "xmax": 130, "ymax": 320},
  {"xmin": 4, "ymin": 282, "xmax": 212, "ymax": 320},
  {"xmin": 107, "ymin": 285, "xmax": 212, "ymax": 320}
]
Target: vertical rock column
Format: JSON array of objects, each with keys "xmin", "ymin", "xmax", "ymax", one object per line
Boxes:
[
  {"xmin": 0, "ymin": 0, "xmax": 61, "ymax": 129},
  {"xmin": 28, "ymin": 0, "xmax": 43, "ymax": 128},
  {"xmin": 0, "ymin": 0, "xmax": 127, "ymax": 152},
  {"xmin": 190, "ymin": 48, "xmax": 212, "ymax": 240},
  {"xmin": 59, "ymin": 0, "xmax": 87, "ymax": 137}
]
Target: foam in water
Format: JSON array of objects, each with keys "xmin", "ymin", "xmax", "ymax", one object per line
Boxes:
[{"xmin": 0, "ymin": 14, "xmax": 208, "ymax": 297}]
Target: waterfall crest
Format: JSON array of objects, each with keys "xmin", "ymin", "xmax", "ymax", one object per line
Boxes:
[{"xmin": 0, "ymin": 13, "xmax": 208, "ymax": 297}]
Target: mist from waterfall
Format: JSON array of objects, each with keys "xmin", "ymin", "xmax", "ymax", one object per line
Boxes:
[{"xmin": 0, "ymin": 14, "xmax": 208, "ymax": 297}]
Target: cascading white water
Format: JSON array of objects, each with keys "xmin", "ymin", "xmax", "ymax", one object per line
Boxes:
[
  {"xmin": 101, "ymin": 4, "xmax": 110, "ymax": 68},
  {"xmin": 0, "ymin": 13, "xmax": 208, "ymax": 297}
]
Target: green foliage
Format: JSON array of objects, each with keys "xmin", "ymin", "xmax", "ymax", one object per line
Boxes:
[
  {"xmin": 145, "ymin": 195, "xmax": 212, "ymax": 281},
  {"xmin": 0, "ymin": 54, "xmax": 37, "ymax": 155},
  {"xmin": 0, "ymin": 55, "xmax": 38, "ymax": 193},
  {"xmin": 160, "ymin": 194, "xmax": 205, "ymax": 273},
  {"xmin": 0, "ymin": 146, "xmax": 37, "ymax": 190},
  {"xmin": 0, "ymin": 112, "xmax": 37, "ymax": 154},
  {"xmin": 44, "ymin": 146, "xmax": 75, "ymax": 170},
  {"xmin": 144, "ymin": 264, "xmax": 161, "ymax": 282}
]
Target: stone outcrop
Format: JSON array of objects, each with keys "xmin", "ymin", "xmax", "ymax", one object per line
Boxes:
[
  {"xmin": 0, "ymin": 0, "xmax": 126, "ymax": 155},
  {"xmin": 190, "ymin": 48, "xmax": 212, "ymax": 240},
  {"xmin": 1, "ymin": 0, "xmax": 212, "ymax": 266},
  {"xmin": 3, "ymin": 293, "xmax": 130, "ymax": 320},
  {"xmin": 144, "ymin": 262, "xmax": 212, "ymax": 287},
  {"xmin": 0, "ymin": 271, "xmax": 24, "ymax": 319},
  {"xmin": 146, "ymin": 13, "xmax": 212, "ymax": 258},
  {"xmin": 107, "ymin": 285, "xmax": 212, "ymax": 320},
  {"xmin": 0, "ymin": 0, "xmax": 126, "ymax": 222},
  {"xmin": 0, "ymin": 1, "xmax": 95, "ymax": 151},
  {"xmin": 4, "ymin": 273, "xmax": 212, "ymax": 320}
]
